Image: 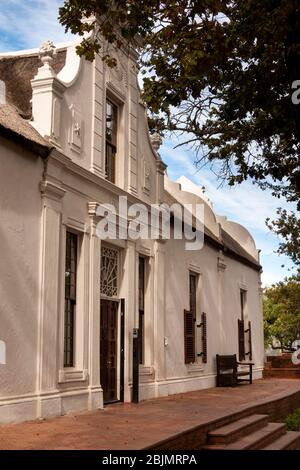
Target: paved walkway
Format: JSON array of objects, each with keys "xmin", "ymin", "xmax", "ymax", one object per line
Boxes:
[{"xmin": 0, "ymin": 379, "xmax": 300, "ymax": 450}]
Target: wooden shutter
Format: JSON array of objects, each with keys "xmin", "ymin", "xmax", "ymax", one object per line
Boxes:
[
  {"xmin": 201, "ymin": 312, "xmax": 208, "ymax": 363},
  {"xmin": 184, "ymin": 309, "xmax": 195, "ymax": 364},
  {"xmin": 238, "ymin": 319, "xmax": 245, "ymax": 361},
  {"xmin": 248, "ymin": 321, "xmax": 253, "ymax": 361}
]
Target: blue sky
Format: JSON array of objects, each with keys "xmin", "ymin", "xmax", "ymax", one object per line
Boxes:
[{"xmin": 0, "ymin": 0, "xmax": 296, "ymax": 285}]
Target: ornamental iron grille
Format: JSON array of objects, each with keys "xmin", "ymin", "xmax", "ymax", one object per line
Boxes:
[{"xmin": 101, "ymin": 246, "xmax": 119, "ymax": 297}]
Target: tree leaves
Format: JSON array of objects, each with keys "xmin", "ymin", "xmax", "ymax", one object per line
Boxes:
[
  {"xmin": 59, "ymin": 0, "xmax": 300, "ymax": 268},
  {"xmin": 264, "ymin": 275, "xmax": 300, "ymax": 350}
]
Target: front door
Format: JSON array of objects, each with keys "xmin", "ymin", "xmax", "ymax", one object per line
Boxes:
[{"xmin": 100, "ymin": 299, "xmax": 119, "ymax": 403}]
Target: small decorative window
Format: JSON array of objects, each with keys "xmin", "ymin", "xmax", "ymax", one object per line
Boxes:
[{"xmin": 101, "ymin": 246, "xmax": 119, "ymax": 297}]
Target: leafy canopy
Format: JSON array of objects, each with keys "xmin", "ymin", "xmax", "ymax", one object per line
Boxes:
[
  {"xmin": 59, "ymin": 1, "xmax": 300, "ymax": 266},
  {"xmin": 264, "ymin": 275, "xmax": 300, "ymax": 351}
]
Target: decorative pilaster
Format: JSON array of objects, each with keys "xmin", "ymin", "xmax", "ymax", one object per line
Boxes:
[
  {"xmin": 144, "ymin": 254, "xmax": 155, "ymax": 367},
  {"xmin": 37, "ymin": 179, "xmax": 65, "ymax": 417},
  {"xmin": 124, "ymin": 240, "xmax": 137, "ymax": 402},
  {"xmin": 218, "ymin": 251, "xmax": 227, "ymax": 352},
  {"xmin": 150, "ymin": 133, "xmax": 167, "ymax": 204},
  {"xmin": 31, "ymin": 41, "xmax": 66, "ymax": 144},
  {"xmin": 90, "ymin": 55, "xmax": 105, "ymax": 177},
  {"xmin": 217, "ymin": 255, "xmax": 227, "ymax": 273},
  {"xmin": 87, "ymin": 202, "xmax": 103, "ymax": 409},
  {"xmin": 153, "ymin": 240, "xmax": 167, "ymax": 389}
]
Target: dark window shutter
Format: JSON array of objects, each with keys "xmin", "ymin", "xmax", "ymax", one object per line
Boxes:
[
  {"xmin": 184, "ymin": 309, "xmax": 195, "ymax": 364},
  {"xmin": 202, "ymin": 312, "xmax": 208, "ymax": 363},
  {"xmin": 238, "ymin": 319, "xmax": 245, "ymax": 361},
  {"xmin": 248, "ymin": 321, "xmax": 253, "ymax": 361}
]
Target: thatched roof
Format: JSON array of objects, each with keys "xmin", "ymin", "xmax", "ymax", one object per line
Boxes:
[
  {"xmin": 0, "ymin": 49, "xmax": 66, "ymax": 118},
  {"xmin": 0, "ymin": 104, "xmax": 52, "ymax": 158}
]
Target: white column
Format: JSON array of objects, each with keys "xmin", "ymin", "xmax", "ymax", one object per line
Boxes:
[
  {"xmin": 153, "ymin": 240, "xmax": 167, "ymax": 395},
  {"xmin": 37, "ymin": 180, "xmax": 65, "ymax": 418},
  {"xmin": 90, "ymin": 56, "xmax": 105, "ymax": 177},
  {"xmin": 31, "ymin": 41, "xmax": 66, "ymax": 144},
  {"xmin": 218, "ymin": 253, "xmax": 227, "ymax": 354},
  {"xmin": 144, "ymin": 254, "xmax": 155, "ymax": 366},
  {"xmin": 123, "ymin": 240, "xmax": 137, "ymax": 402},
  {"xmin": 87, "ymin": 203, "xmax": 103, "ymax": 409}
]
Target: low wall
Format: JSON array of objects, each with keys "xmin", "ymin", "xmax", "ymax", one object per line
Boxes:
[{"xmin": 147, "ymin": 386, "xmax": 300, "ymax": 450}]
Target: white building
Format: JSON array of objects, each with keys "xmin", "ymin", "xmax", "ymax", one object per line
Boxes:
[{"xmin": 0, "ymin": 36, "xmax": 264, "ymax": 424}]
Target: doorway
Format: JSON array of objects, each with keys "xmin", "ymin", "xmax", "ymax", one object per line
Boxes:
[{"xmin": 100, "ymin": 299, "xmax": 119, "ymax": 403}]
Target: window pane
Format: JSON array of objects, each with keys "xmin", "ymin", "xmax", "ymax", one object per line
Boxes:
[
  {"xmin": 106, "ymin": 100, "xmax": 117, "ymax": 146},
  {"xmin": 105, "ymin": 142, "xmax": 116, "ymax": 183},
  {"xmin": 105, "ymin": 100, "xmax": 118, "ymax": 183},
  {"xmin": 189, "ymin": 273, "xmax": 197, "ymax": 318},
  {"xmin": 240, "ymin": 290, "xmax": 246, "ymax": 320},
  {"xmin": 64, "ymin": 232, "xmax": 78, "ymax": 368}
]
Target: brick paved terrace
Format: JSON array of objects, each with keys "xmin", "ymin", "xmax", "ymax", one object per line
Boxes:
[{"xmin": 1, "ymin": 379, "xmax": 300, "ymax": 450}]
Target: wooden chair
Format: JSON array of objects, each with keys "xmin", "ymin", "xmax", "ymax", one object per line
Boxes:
[{"xmin": 216, "ymin": 354, "xmax": 253, "ymax": 387}]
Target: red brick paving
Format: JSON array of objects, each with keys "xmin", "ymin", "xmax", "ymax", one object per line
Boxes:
[{"xmin": 0, "ymin": 379, "xmax": 300, "ymax": 450}]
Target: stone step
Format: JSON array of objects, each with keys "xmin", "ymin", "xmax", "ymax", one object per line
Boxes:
[
  {"xmin": 203, "ymin": 422, "xmax": 286, "ymax": 450},
  {"xmin": 262, "ymin": 431, "xmax": 300, "ymax": 450},
  {"xmin": 208, "ymin": 414, "xmax": 269, "ymax": 445}
]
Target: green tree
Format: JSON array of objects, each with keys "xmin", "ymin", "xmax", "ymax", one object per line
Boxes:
[
  {"xmin": 59, "ymin": 1, "xmax": 300, "ymax": 266},
  {"xmin": 267, "ymin": 209, "xmax": 300, "ymax": 270},
  {"xmin": 264, "ymin": 275, "xmax": 300, "ymax": 351}
]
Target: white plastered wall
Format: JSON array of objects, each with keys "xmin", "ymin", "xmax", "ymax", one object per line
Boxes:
[{"xmin": 0, "ymin": 137, "xmax": 44, "ymax": 423}]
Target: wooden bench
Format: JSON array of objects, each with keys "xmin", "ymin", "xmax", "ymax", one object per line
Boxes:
[{"xmin": 216, "ymin": 354, "xmax": 253, "ymax": 387}]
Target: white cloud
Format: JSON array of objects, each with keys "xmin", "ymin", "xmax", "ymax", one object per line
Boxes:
[{"xmin": 261, "ymin": 270, "xmax": 284, "ymax": 287}]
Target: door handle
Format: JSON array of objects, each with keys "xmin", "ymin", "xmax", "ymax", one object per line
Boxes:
[{"xmin": 107, "ymin": 361, "xmax": 112, "ymax": 366}]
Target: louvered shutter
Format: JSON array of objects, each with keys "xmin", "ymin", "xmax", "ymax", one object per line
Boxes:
[
  {"xmin": 184, "ymin": 309, "xmax": 195, "ymax": 364},
  {"xmin": 248, "ymin": 321, "xmax": 253, "ymax": 361},
  {"xmin": 202, "ymin": 312, "xmax": 208, "ymax": 363},
  {"xmin": 238, "ymin": 319, "xmax": 245, "ymax": 361}
]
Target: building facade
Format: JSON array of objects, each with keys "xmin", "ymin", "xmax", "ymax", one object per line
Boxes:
[{"xmin": 0, "ymin": 37, "xmax": 264, "ymax": 424}]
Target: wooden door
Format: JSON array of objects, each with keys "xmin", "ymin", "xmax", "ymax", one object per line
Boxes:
[{"xmin": 100, "ymin": 300, "xmax": 118, "ymax": 403}]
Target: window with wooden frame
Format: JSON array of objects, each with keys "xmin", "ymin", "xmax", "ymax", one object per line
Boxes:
[
  {"xmin": 64, "ymin": 231, "xmax": 78, "ymax": 368},
  {"xmin": 240, "ymin": 289, "xmax": 246, "ymax": 321},
  {"xmin": 238, "ymin": 289, "xmax": 252, "ymax": 361},
  {"xmin": 184, "ymin": 273, "xmax": 198, "ymax": 364},
  {"xmin": 138, "ymin": 257, "xmax": 146, "ymax": 365},
  {"xmin": 105, "ymin": 99, "xmax": 118, "ymax": 183}
]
